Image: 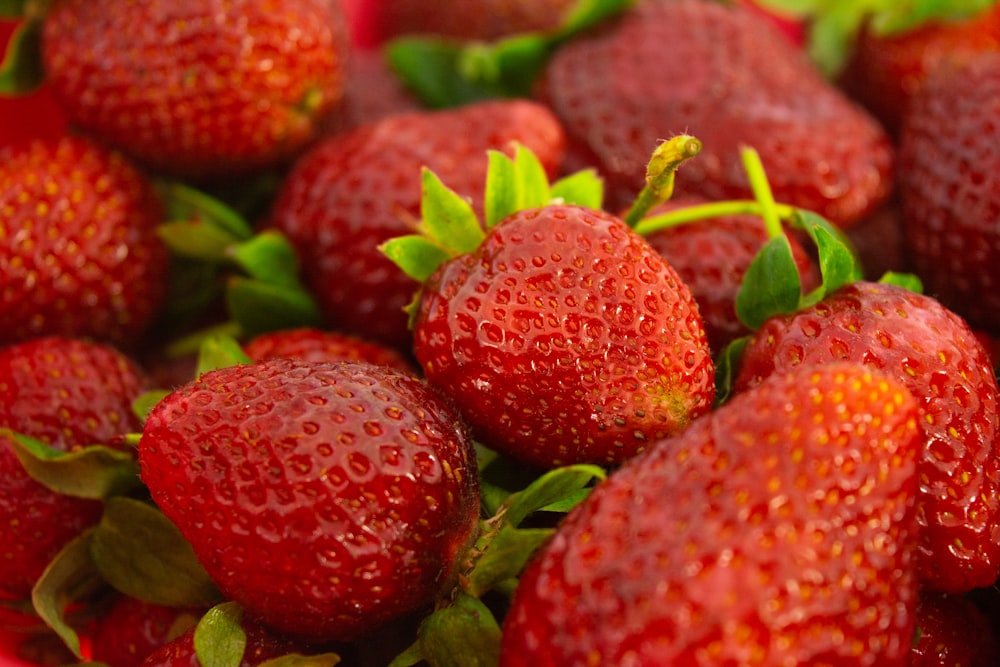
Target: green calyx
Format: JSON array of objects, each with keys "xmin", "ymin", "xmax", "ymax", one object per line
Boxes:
[
  {"xmin": 379, "ymin": 142, "xmax": 603, "ymax": 284},
  {"xmin": 384, "ymin": 0, "xmax": 636, "ymax": 108},
  {"xmin": 751, "ymin": 0, "xmax": 998, "ymax": 76}
]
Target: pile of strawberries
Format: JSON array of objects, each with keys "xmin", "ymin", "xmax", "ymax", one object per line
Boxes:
[{"xmin": 3, "ymin": 0, "xmax": 1000, "ymax": 665}]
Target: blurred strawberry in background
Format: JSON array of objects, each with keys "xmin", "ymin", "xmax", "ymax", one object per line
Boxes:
[{"xmin": 0, "ymin": 19, "xmax": 66, "ymax": 148}]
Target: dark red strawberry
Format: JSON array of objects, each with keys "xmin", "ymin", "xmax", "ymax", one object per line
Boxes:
[
  {"xmin": 910, "ymin": 591, "xmax": 1000, "ymax": 667},
  {"xmin": 897, "ymin": 51, "xmax": 1000, "ymax": 336},
  {"xmin": 90, "ymin": 596, "xmax": 201, "ymax": 667},
  {"xmin": 536, "ymin": 0, "xmax": 894, "ymax": 226},
  {"xmin": 734, "ymin": 280, "xmax": 1000, "ymax": 593},
  {"xmin": 839, "ymin": 5, "xmax": 1000, "ymax": 137},
  {"xmin": 641, "ymin": 197, "xmax": 820, "ymax": 354},
  {"xmin": 243, "ymin": 326, "xmax": 418, "ymax": 375},
  {"xmin": 40, "ymin": 0, "xmax": 347, "ymax": 181},
  {"xmin": 324, "ymin": 47, "xmax": 423, "ymax": 134},
  {"xmin": 268, "ymin": 98, "xmax": 566, "ymax": 352},
  {"xmin": 0, "ymin": 336, "xmax": 150, "ymax": 599},
  {"xmin": 0, "ymin": 20, "xmax": 68, "ymax": 149},
  {"xmin": 500, "ymin": 361, "xmax": 922, "ymax": 665},
  {"xmin": 0, "ymin": 135, "xmax": 169, "ymax": 348},
  {"xmin": 138, "ymin": 359, "xmax": 480, "ymax": 643},
  {"xmin": 358, "ymin": 0, "xmax": 576, "ymax": 44}
]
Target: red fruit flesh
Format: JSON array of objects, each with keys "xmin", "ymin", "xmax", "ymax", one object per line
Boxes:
[
  {"xmin": 414, "ymin": 204, "xmax": 715, "ymax": 468},
  {"xmin": 243, "ymin": 326, "xmax": 418, "ymax": 375},
  {"xmin": 735, "ymin": 281, "xmax": 1000, "ymax": 593},
  {"xmin": 138, "ymin": 360, "xmax": 480, "ymax": 643},
  {"xmin": 501, "ymin": 362, "xmax": 922, "ymax": 666}
]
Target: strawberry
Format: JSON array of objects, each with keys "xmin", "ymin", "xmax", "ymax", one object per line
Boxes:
[
  {"xmin": 138, "ymin": 359, "xmax": 480, "ymax": 643},
  {"xmin": 39, "ymin": 0, "xmax": 347, "ymax": 181},
  {"xmin": 383, "ymin": 138, "xmax": 716, "ymax": 469},
  {"xmin": 910, "ymin": 591, "xmax": 1000, "ymax": 667},
  {"xmin": 243, "ymin": 326, "xmax": 418, "ymax": 375},
  {"xmin": 324, "ymin": 47, "xmax": 422, "ymax": 134},
  {"xmin": 90, "ymin": 596, "xmax": 201, "ymax": 667},
  {"xmin": 0, "ymin": 19, "xmax": 68, "ymax": 148},
  {"xmin": 0, "ymin": 336, "xmax": 150, "ymax": 599},
  {"xmin": 535, "ymin": 0, "xmax": 894, "ymax": 225},
  {"xmin": 358, "ymin": 0, "xmax": 576, "ymax": 44},
  {"xmin": 641, "ymin": 197, "xmax": 820, "ymax": 354},
  {"xmin": 897, "ymin": 51, "xmax": 1000, "ymax": 336},
  {"xmin": 838, "ymin": 5, "xmax": 1000, "ymax": 138},
  {"xmin": 268, "ymin": 98, "xmax": 566, "ymax": 352},
  {"xmin": 0, "ymin": 135, "xmax": 169, "ymax": 348},
  {"xmin": 500, "ymin": 361, "xmax": 923, "ymax": 665},
  {"xmin": 733, "ymin": 280, "xmax": 1000, "ymax": 593}
]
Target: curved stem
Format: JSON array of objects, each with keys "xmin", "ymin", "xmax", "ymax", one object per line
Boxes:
[
  {"xmin": 623, "ymin": 134, "xmax": 703, "ymax": 228},
  {"xmin": 739, "ymin": 145, "xmax": 783, "ymax": 239},
  {"xmin": 633, "ymin": 200, "xmax": 798, "ymax": 236}
]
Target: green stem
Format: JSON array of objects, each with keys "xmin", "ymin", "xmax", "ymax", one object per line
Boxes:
[
  {"xmin": 739, "ymin": 145, "xmax": 783, "ymax": 239},
  {"xmin": 633, "ymin": 200, "xmax": 798, "ymax": 236},
  {"xmin": 623, "ymin": 134, "xmax": 703, "ymax": 228},
  {"xmin": 165, "ymin": 320, "xmax": 244, "ymax": 359}
]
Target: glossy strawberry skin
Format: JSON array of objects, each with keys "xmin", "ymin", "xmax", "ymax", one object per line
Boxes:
[
  {"xmin": 0, "ymin": 337, "xmax": 150, "ymax": 599},
  {"xmin": 138, "ymin": 359, "xmax": 480, "ymax": 643},
  {"xmin": 910, "ymin": 591, "xmax": 1000, "ymax": 667},
  {"xmin": 414, "ymin": 204, "xmax": 715, "ymax": 469},
  {"xmin": 839, "ymin": 6, "xmax": 1000, "ymax": 137},
  {"xmin": 537, "ymin": 0, "xmax": 893, "ymax": 226},
  {"xmin": 41, "ymin": 0, "xmax": 347, "ymax": 181},
  {"xmin": 643, "ymin": 199, "xmax": 820, "ymax": 354},
  {"xmin": 501, "ymin": 362, "xmax": 922, "ymax": 666},
  {"xmin": 0, "ymin": 136, "xmax": 169, "ymax": 348},
  {"xmin": 243, "ymin": 326, "xmax": 418, "ymax": 375},
  {"xmin": 268, "ymin": 99, "xmax": 566, "ymax": 352},
  {"xmin": 734, "ymin": 281, "xmax": 1000, "ymax": 593},
  {"xmin": 91, "ymin": 596, "xmax": 202, "ymax": 667},
  {"xmin": 897, "ymin": 52, "xmax": 1000, "ymax": 335}
]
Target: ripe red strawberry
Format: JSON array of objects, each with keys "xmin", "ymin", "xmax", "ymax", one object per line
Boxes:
[
  {"xmin": 839, "ymin": 6, "xmax": 1000, "ymax": 137},
  {"xmin": 910, "ymin": 591, "xmax": 1000, "ymax": 667},
  {"xmin": 734, "ymin": 280, "xmax": 1000, "ymax": 593},
  {"xmin": 40, "ymin": 0, "xmax": 347, "ymax": 181},
  {"xmin": 268, "ymin": 98, "xmax": 566, "ymax": 351},
  {"xmin": 244, "ymin": 326, "xmax": 418, "ymax": 375},
  {"xmin": 324, "ymin": 47, "xmax": 422, "ymax": 134},
  {"xmin": 536, "ymin": 0, "xmax": 894, "ymax": 226},
  {"xmin": 357, "ymin": 0, "xmax": 576, "ymax": 44},
  {"xmin": 138, "ymin": 359, "xmax": 480, "ymax": 643},
  {"xmin": 642, "ymin": 197, "xmax": 820, "ymax": 354},
  {"xmin": 897, "ymin": 52, "xmax": 1000, "ymax": 335},
  {"xmin": 0, "ymin": 336, "xmax": 150, "ymax": 599},
  {"xmin": 90, "ymin": 596, "xmax": 201, "ymax": 667},
  {"xmin": 0, "ymin": 20, "xmax": 68, "ymax": 148},
  {"xmin": 0, "ymin": 135, "xmax": 169, "ymax": 348},
  {"xmin": 500, "ymin": 362, "xmax": 922, "ymax": 666}
]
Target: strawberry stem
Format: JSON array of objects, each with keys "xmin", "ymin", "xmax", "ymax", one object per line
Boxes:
[
  {"xmin": 739, "ymin": 145, "xmax": 783, "ymax": 239},
  {"xmin": 633, "ymin": 200, "xmax": 798, "ymax": 236},
  {"xmin": 622, "ymin": 134, "xmax": 702, "ymax": 228}
]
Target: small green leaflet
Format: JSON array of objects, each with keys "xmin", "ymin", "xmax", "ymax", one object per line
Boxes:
[
  {"xmin": 194, "ymin": 602, "xmax": 248, "ymax": 667},
  {"xmin": 0, "ymin": 15, "xmax": 42, "ymax": 94},
  {"xmin": 734, "ymin": 235, "xmax": 802, "ymax": 331},
  {"xmin": 420, "ymin": 167, "xmax": 485, "ymax": 254}
]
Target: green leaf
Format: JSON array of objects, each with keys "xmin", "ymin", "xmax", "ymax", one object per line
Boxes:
[
  {"xmin": 560, "ymin": 0, "xmax": 636, "ymax": 35},
  {"xmin": 227, "ymin": 230, "xmax": 305, "ymax": 289},
  {"xmin": 713, "ymin": 336, "xmax": 749, "ymax": 408},
  {"xmin": 476, "ymin": 444, "xmax": 547, "ymax": 517},
  {"xmin": 734, "ymin": 235, "xmax": 802, "ymax": 331},
  {"xmin": 503, "ymin": 464, "xmax": 606, "ymax": 528},
  {"xmin": 159, "ymin": 182, "xmax": 254, "ymax": 241},
  {"xmin": 196, "ymin": 334, "xmax": 253, "ymax": 375},
  {"xmin": 385, "ymin": 39, "xmax": 499, "ymax": 109},
  {"xmin": 0, "ymin": 16, "xmax": 43, "ymax": 94},
  {"xmin": 157, "ymin": 219, "xmax": 243, "ymax": 262},
  {"xmin": 0, "ymin": 1, "xmax": 31, "ymax": 18},
  {"xmin": 194, "ymin": 602, "xmax": 248, "ymax": 667},
  {"xmin": 420, "ymin": 167, "xmax": 485, "ymax": 255},
  {"xmin": 89, "ymin": 497, "xmax": 223, "ymax": 608},
  {"xmin": 550, "ymin": 168, "xmax": 604, "ymax": 210},
  {"xmin": 878, "ymin": 270, "xmax": 924, "ymax": 293},
  {"xmin": 4, "ymin": 430, "xmax": 141, "ymax": 499},
  {"xmin": 458, "ymin": 33, "xmax": 552, "ymax": 98},
  {"xmin": 133, "ymin": 390, "xmax": 172, "ymax": 422},
  {"xmin": 31, "ymin": 530, "xmax": 105, "ymax": 660},
  {"xmin": 791, "ymin": 210, "xmax": 863, "ymax": 308},
  {"xmin": 379, "ymin": 235, "xmax": 453, "ymax": 282},
  {"xmin": 414, "ymin": 591, "xmax": 502, "ymax": 667},
  {"xmin": 225, "ymin": 277, "xmax": 323, "ymax": 339},
  {"xmin": 464, "ymin": 526, "xmax": 552, "ymax": 598},
  {"xmin": 484, "ymin": 150, "xmax": 520, "ymax": 229},
  {"xmin": 513, "ymin": 143, "xmax": 552, "ymax": 210}
]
